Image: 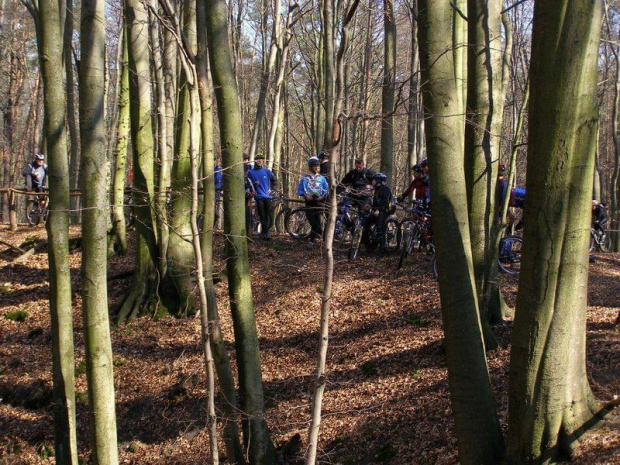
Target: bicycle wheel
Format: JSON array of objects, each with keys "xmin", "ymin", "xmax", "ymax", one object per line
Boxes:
[
  {"xmin": 598, "ymin": 231, "xmax": 611, "ymax": 253},
  {"xmin": 589, "ymin": 229, "xmax": 596, "ymax": 253},
  {"xmin": 397, "ymin": 226, "xmax": 419, "ymax": 269},
  {"xmin": 498, "ymin": 236, "xmax": 523, "ymax": 275},
  {"xmin": 348, "ymin": 226, "xmax": 363, "ymax": 261},
  {"xmin": 27, "ymin": 203, "xmax": 41, "ymax": 226},
  {"xmin": 385, "ymin": 218, "xmax": 400, "ymax": 252},
  {"xmin": 285, "ymin": 207, "xmax": 311, "ymax": 240},
  {"xmin": 274, "ymin": 208, "xmax": 287, "ymax": 234}
]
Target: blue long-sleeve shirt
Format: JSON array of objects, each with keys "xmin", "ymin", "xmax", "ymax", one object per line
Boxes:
[
  {"xmin": 247, "ymin": 166, "xmax": 275, "ymax": 199},
  {"xmin": 214, "ymin": 165, "xmax": 223, "ymax": 190},
  {"xmin": 298, "ymin": 173, "xmax": 329, "ymax": 199}
]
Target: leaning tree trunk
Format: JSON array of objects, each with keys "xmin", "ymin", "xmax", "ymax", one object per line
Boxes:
[
  {"xmin": 117, "ymin": 0, "xmax": 160, "ymax": 324},
  {"xmin": 79, "ymin": 0, "xmax": 119, "ymax": 461},
  {"xmin": 380, "ymin": 0, "xmax": 396, "ymax": 183},
  {"xmin": 507, "ymin": 1, "xmax": 604, "ymax": 462},
  {"xmin": 37, "ymin": 0, "xmax": 78, "ymax": 460},
  {"xmin": 464, "ymin": 0, "xmax": 508, "ymax": 346},
  {"xmin": 203, "ymin": 0, "xmax": 275, "ymax": 461},
  {"xmin": 418, "ymin": 1, "xmax": 505, "ymax": 463}
]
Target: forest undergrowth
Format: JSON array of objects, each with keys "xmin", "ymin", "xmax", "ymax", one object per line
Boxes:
[{"xmin": 0, "ymin": 225, "xmax": 618, "ymax": 464}]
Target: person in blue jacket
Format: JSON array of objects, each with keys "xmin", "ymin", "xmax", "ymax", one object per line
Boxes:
[
  {"xmin": 214, "ymin": 155, "xmax": 224, "ymax": 227},
  {"xmin": 298, "ymin": 157, "xmax": 329, "ymax": 244},
  {"xmin": 247, "ymin": 154, "xmax": 276, "ymax": 240}
]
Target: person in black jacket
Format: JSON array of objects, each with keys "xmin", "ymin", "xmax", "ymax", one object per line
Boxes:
[
  {"xmin": 364, "ymin": 172, "xmax": 392, "ymax": 256},
  {"xmin": 340, "ymin": 158, "xmax": 375, "ymax": 207}
]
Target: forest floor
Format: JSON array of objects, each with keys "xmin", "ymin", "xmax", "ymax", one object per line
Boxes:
[{"xmin": 0, "ymin": 224, "xmax": 619, "ymax": 464}]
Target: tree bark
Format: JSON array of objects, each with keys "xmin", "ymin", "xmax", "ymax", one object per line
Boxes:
[
  {"xmin": 380, "ymin": 0, "xmax": 395, "ymax": 182},
  {"xmin": 118, "ymin": 0, "xmax": 160, "ymax": 324},
  {"xmin": 79, "ymin": 0, "xmax": 119, "ymax": 461},
  {"xmin": 507, "ymin": 1, "xmax": 604, "ymax": 462},
  {"xmin": 37, "ymin": 0, "xmax": 78, "ymax": 460},
  {"xmin": 110, "ymin": 26, "xmax": 130, "ymax": 256},
  {"xmin": 418, "ymin": 1, "xmax": 505, "ymax": 463},
  {"xmin": 203, "ymin": 0, "xmax": 275, "ymax": 461}
]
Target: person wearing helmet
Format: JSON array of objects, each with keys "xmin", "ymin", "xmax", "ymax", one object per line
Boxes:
[
  {"xmin": 23, "ymin": 153, "xmax": 48, "ymax": 192},
  {"xmin": 298, "ymin": 157, "xmax": 329, "ymax": 244},
  {"xmin": 340, "ymin": 158, "xmax": 375, "ymax": 208},
  {"xmin": 318, "ymin": 151, "xmax": 330, "ymax": 177},
  {"xmin": 592, "ymin": 199, "xmax": 608, "ymax": 233},
  {"xmin": 247, "ymin": 154, "xmax": 277, "ymax": 240},
  {"xmin": 398, "ymin": 164, "xmax": 430, "ymax": 204},
  {"xmin": 365, "ymin": 172, "xmax": 393, "ymax": 256}
]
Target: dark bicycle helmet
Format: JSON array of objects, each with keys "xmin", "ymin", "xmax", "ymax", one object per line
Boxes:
[
  {"xmin": 412, "ymin": 164, "xmax": 423, "ymax": 173},
  {"xmin": 35, "ymin": 153, "xmax": 45, "ymax": 160},
  {"xmin": 373, "ymin": 172, "xmax": 388, "ymax": 184},
  {"xmin": 318, "ymin": 151, "xmax": 329, "ymax": 160},
  {"xmin": 499, "ymin": 163, "xmax": 506, "ymax": 174},
  {"xmin": 308, "ymin": 156, "xmax": 320, "ymax": 167},
  {"xmin": 419, "ymin": 157, "xmax": 428, "ymax": 168}
]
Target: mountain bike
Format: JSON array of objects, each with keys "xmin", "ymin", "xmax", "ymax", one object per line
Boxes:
[
  {"xmin": 589, "ymin": 227, "xmax": 611, "ymax": 253},
  {"xmin": 397, "ymin": 202, "xmax": 436, "ymax": 276},
  {"xmin": 348, "ymin": 208, "xmax": 399, "ymax": 261},
  {"xmin": 497, "ymin": 233, "xmax": 523, "ymax": 275},
  {"xmin": 27, "ymin": 190, "xmax": 49, "ymax": 226}
]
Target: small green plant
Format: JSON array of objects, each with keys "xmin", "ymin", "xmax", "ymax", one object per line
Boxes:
[
  {"xmin": 410, "ymin": 369, "xmax": 421, "ymax": 379},
  {"xmin": 19, "ymin": 236, "xmax": 38, "ymax": 249},
  {"xmin": 127, "ymin": 442, "xmax": 138, "ymax": 453},
  {"xmin": 113, "ymin": 356, "xmax": 128, "ymax": 367},
  {"xmin": 5, "ymin": 311, "xmax": 28, "ymax": 322},
  {"xmin": 270, "ymin": 242, "xmax": 291, "ymax": 252},
  {"xmin": 406, "ymin": 315, "xmax": 430, "ymax": 327},
  {"xmin": 76, "ymin": 360, "xmax": 87, "ymax": 376},
  {"xmin": 0, "ymin": 283, "xmax": 11, "ymax": 295},
  {"xmin": 360, "ymin": 361, "xmax": 377, "ymax": 377},
  {"xmin": 37, "ymin": 444, "xmax": 55, "ymax": 459},
  {"xmin": 75, "ymin": 392, "xmax": 88, "ymax": 406}
]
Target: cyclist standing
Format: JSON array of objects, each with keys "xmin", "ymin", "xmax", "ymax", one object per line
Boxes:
[
  {"xmin": 592, "ymin": 200, "xmax": 608, "ymax": 232},
  {"xmin": 247, "ymin": 154, "xmax": 276, "ymax": 240},
  {"xmin": 398, "ymin": 164, "xmax": 430, "ymax": 204},
  {"xmin": 298, "ymin": 157, "xmax": 329, "ymax": 245},
  {"xmin": 23, "ymin": 153, "xmax": 48, "ymax": 192},
  {"xmin": 365, "ymin": 172, "xmax": 394, "ymax": 257},
  {"xmin": 340, "ymin": 158, "xmax": 375, "ymax": 208}
]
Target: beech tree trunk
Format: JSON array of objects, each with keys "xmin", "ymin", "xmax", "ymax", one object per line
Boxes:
[
  {"xmin": 417, "ymin": 1, "xmax": 505, "ymax": 463},
  {"xmin": 380, "ymin": 0, "xmax": 395, "ymax": 182},
  {"xmin": 203, "ymin": 0, "xmax": 275, "ymax": 461},
  {"xmin": 79, "ymin": 0, "xmax": 119, "ymax": 460},
  {"xmin": 37, "ymin": 0, "xmax": 78, "ymax": 460},
  {"xmin": 507, "ymin": 1, "xmax": 604, "ymax": 462}
]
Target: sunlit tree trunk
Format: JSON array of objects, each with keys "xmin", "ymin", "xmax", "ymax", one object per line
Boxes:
[
  {"xmin": 79, "ymin": 0, "xmax": 119, "ymax": 460},
  {"xmin": 37, "ymin": 0, "xmax": 78, "ymax": 460},
  {"xmin": 507, "ymin": 1, "xmax": 604, "ymax": 462},
  {"xmin": 418, "ymin": 1, "xmax": 505, "ymax": 462},
  {"xmin": 203, "ymin": 0, "xmax": 275, "ymax": 460},
  {"xmin": 380, "ymin": 0, "xmax": 395, "ymax": 182}
]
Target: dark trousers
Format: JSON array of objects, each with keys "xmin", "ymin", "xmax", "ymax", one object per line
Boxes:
[
  {"xmin": 256, "ymin": 198, "xmax": 271, "ymax": 234},
  {"xmin": 305, "ymin": 200, "xmax": 324, "ymax": 241},
  {"xmin": 364, "ymin": 211, "xmax": 388, "ymax": 250}
]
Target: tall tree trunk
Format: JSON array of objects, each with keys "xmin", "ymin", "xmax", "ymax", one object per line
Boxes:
[
  {"xmin": 464, "ymin": 0, "xmax": 508, "ymax": 345},
  {"xmin": 166, "ymin": 0, "xmax": 199, "ymax": 317},
  {"xmin": 149, "ymin": 0, "xmax": 171, "ymax": 278},
  {"xmin": 248, "ymin": 0, "xmax": 282, "ymax": 161},
  {"xmin": 307, "ymin": 3, "xmax": 360, "ymax": 463},
  {"xmin": 64, "ymin": 0, "xmax": 80, "ymax": 223},
  {"xmin": 507, "ymin": 1, "xmax": 604, "ymax": 462},
  {"xmin": 359, "ymin": 0, "xmax": 373, "ymax": 164},
  {"xmin": 79, "ymin": 0, "xmax": 119, "ymax": 461},
  {"xmin": 380, "ymin": 0, "xmax": 395, "ymax": 182},
  {"xmin": 407, "ymin": 0, "xmax": 420, "ymax": 172},
  {"xmin": 203, "ymin": 0, "xmax": 275, "ymax": 461},
  {"xmin": 196, "ymin": 1, "xmax": 244, "ymax": 459},
  {"xmin": 37, "ymin": 0, "xmax": 78, "ymax": 460},
  {"xmin": 110, "ymin": 26, "xmax": 130, "ymax": 256},
  {"xmin": 322, "ymin": 0, "xmax": 335, "ymax": 152},
  {"xmin": 417, "ymin": 1, "xmax": 505, "ymax": 463},
  {"xmin": 118, "ymin": 0, "xmax": 160, "ymax": 324}
]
